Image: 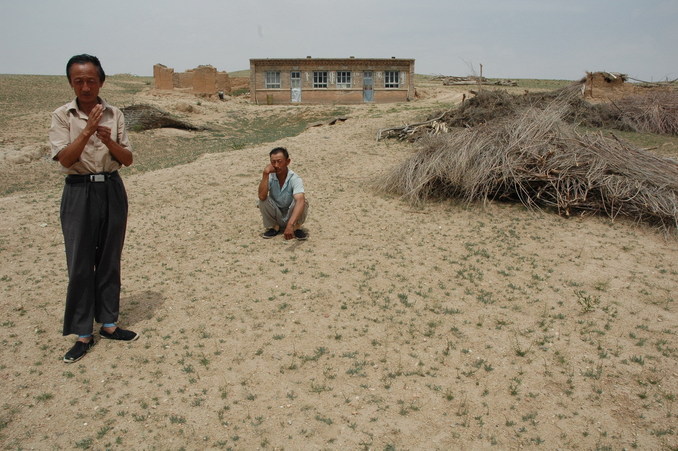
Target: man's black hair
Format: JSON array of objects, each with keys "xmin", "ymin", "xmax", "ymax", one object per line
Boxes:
[
  {"xmin": 269, "ymin": 147, "xmax": 289, "ymax": 159},
  {"xmin": 66, "ymin": 54, "xmax": 106, "ymax": 83}
]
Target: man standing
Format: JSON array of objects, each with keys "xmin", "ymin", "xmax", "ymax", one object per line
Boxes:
[
  {"xmin": 258, "ymin": 147, "xmax": 309, "ymax": 240},
  {"xmin": 49, "ymin": 54, "xmax": 138, "ymax": 363}
]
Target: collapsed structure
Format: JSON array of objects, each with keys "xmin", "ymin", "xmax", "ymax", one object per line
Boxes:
[
  {"xmin": 153, "ymin": 64, "xmax": 231, "ymax": 95},
  {"xmin": 249, "ymin": 57, "xmax": 415, "ymax": 104},
  {"xmin": 582, "ymin": 72, "xmax": 636, "ymax": 100}
]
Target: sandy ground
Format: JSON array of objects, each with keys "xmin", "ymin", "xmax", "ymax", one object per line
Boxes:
[{"xmin": 0, "ymin": 81, "xmax": 677, "ymax": 450}]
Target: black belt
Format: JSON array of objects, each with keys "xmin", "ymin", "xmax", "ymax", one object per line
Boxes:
[{"xmin": 66, "ymin": 171, "xmax": 119, "ymax": 184}]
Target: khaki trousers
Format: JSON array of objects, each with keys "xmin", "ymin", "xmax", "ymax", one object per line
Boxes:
[{"xmin": 258, "ymin": 197, "xmax": 308, "ymax": 230}]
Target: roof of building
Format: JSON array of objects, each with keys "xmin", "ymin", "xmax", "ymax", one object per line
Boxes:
[{"xmin": 250, "ymin": 57, "xmax": 415, "ymax": 64}]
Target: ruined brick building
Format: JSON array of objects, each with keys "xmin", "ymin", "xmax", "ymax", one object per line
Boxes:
[
  {"xmin": 582, "ymin": 72, "xmax": 636, "ymax": 100},
  {"xmin": 153, "ymin": 64, "xmax": 231, "ymax": 95}
]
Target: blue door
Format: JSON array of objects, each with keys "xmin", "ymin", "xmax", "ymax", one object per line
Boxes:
[{"xmin": 363, "ymin": 71, "xmax": 373, "ymax": 102}]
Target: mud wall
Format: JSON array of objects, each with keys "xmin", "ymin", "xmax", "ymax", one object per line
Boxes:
[
  {"xmin": 584, "ymin": 72, "xmax": 636, "ymax": 100},
  {"xmin": 153, "ymin": 64, "xmax": 231, "ymax": 95}
]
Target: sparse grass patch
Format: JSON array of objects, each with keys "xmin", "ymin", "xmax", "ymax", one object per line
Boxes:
[
  {"xmin": 2, "ymin": 74, "xmax": 677, "ymax": 450},
  {"xmin": 576, "ymin": 290, "xmax": 601, "ymax": 313}
]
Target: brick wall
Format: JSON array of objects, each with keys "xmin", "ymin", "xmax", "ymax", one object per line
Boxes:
[
  {"xmin": 250, "ymin": 58, "xmax": 415, "ymax": 104},
  {"xmin": 154, "ymin": 64, "xmax": 231, "ymax": 95},
  {"xmin": 153, "ymin": 64, "xmax": 174, "ymax": 90}
]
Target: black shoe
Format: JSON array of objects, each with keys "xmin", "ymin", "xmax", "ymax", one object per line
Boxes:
[
  {"xmin": 262, "ymin": 228, "xmax": 279, "ymax": 239},
  {"xmin": 63, "ymin": 339, "xmax": 95, "ymax": 363},
  {"xmin": 100, "ymin": 327, "xmax": 139, "ymax": 341},
  {"xmin": 294, "ymin": 229, "xmax": 308, "ymax": 240}
]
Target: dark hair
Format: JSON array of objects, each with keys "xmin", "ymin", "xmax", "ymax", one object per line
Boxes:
[
  {"xmin": 66, "ymin": 54, "xmax": 106, "ymax": 83},
  {"xmin": 269, "ymin": 147, "xmax": 289, "ymax": 159}
]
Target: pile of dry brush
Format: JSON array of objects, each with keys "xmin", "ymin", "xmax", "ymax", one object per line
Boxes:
[
  {"xmin": 614, "ymin": 91, "xmax": 678, "ymax": 136},
  {"xmin": 379, "ymin": 87, "xmax": 678, "ymax": 142},
  {"xmin": 121, "ymin": 104, "xmax": 201, "ymax": 132},
  {"xmin": 377, "ymin": 102, "xmax": 678, "ymax": 230}
]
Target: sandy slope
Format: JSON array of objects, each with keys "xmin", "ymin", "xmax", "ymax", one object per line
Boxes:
[{"xmin": 0, "ymin": 84, "xmax": 676, "ymax": 450}]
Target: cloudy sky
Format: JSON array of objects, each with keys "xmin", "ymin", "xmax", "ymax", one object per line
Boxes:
[{"xmin": 1, "ymin": 0, "xmax": 675, "ymax": 81}]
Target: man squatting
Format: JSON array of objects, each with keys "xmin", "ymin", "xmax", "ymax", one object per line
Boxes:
[{"xmin": 258, "ymin": 147, "xmax": 309, "ymax": 240}]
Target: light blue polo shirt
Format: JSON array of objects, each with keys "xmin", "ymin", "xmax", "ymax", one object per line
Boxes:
[{"xmin": 268, "ymin": 169, "xmax": 304, "ymax": 212}]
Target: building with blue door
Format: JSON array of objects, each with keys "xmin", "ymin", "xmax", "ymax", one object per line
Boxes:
[{"xmin": 249, "ymin": 57, "xmax": 415, "ymax": 104}]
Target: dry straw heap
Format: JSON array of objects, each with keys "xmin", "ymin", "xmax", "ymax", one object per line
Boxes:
[
  {"xmin": 379, "ymin": 87, "xmax": 678, "ymax": 142},
  {"xmin": 377, "ymin": 91, "xmax": 678, "ymax": 231},
  {"xmin": 614, "ymin": 91, "xmax": 678, "ymax": 136},
  {"xmin": 121, "ymin": 104, "xmax": 201, "ymax": 132}
]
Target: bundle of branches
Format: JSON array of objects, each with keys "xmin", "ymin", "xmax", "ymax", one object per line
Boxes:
[
  {"xmin": 377, "ymin": 110, "xmax": 450, "ymax": 141},
  {"xmin": 614, "ymin": 91, "xmax": 678, "ymax": 136},
  {"xmin": 379, "ymin": 87, "xmax": 630, "ymax": 143},
  {"xmin": 376, "ymin": 104, "xmax": 678, "ymax": 230},
  {"xmin": 121, "ymin": 104, "xmax": 201, "ymax": 132},
  {"xmin": 438, "ymin": 87, "xmax": 627, "ymax": 130}
]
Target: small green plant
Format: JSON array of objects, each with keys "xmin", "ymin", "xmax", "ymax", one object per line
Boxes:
[
  {"xmin": 169, "ymin": 415, "xmax": 186, "ymax": 424},
  {"xmin": 575, "ymin": 290, "xmax": 600, "ymax": 313},
  {"xmin": 630, "ymin": 355, "xmax": 645, "ymax": 365},
  {"xmin": 35, "ymin": 393, "xmax": 54, "ymax": 402},
  {"xmin": 315, "ymin": 414, "xmax": 333, "ymax": 425},
  {"xmin": 74, "ymin": 437, "xmax": 93, "ymax": 449},
  {"xmin": 96, "ymin": 425, "xmax": 112, "ymax": 439},
  {"xmin": 509, "ymin": 377, "xmax": 522, "ymax": 396}
]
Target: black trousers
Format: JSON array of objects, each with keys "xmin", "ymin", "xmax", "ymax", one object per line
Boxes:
[{"xmin": 60, "ymin": 173, "xmax": 128, "ymax": 336}]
